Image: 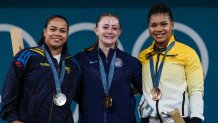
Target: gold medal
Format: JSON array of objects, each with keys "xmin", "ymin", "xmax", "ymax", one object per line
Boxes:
[
  {"xmin": 149, "ymin": 88, "xmax": 162, "ymax": 101},
  {"xmin": 104, "ymin": 96, "xmax": 112, "ymax": 109}
]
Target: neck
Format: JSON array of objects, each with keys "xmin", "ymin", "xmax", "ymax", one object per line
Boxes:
[
  {"xmin": 154, "ymin": 45, "xmax": 166, "ymax": 53},
  {"xmin": 99, "ymin": 44, "xmax": 115, "ymax": 58},
  {"xmin": 154, "ymin": 40, "xmax": 169, "ymax": 49},
  {"xmin": 49, "ymin": 47, "xmax": 62, "ymax": 56},
  {"xmin": 155, "ymin": 35, "xmax": 173, "ymax": 48}
]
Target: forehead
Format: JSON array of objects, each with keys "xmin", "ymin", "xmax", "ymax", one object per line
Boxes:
[
  {"xmin": 47, "ymin": 18, "xmax": 67, "ymax": 28},
  {"xmin": 98, "ymin": 16, "xmax": 119, "ymax": 26},
  {"xmin": 149, "ymin": 13, "xmax": 170, "ymax": 23}
]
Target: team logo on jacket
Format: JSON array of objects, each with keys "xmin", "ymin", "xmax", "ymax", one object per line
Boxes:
[
  {"xmin": 115, "ymin": 58, "xmax": 123, "ymax": 68},
  {"xmin": 40, "ymin": 62, "xmax": 50, "ymax": 67},
  {"xmin": 65, "ymin": 67, "xmax": 71, "ymax": 74}
]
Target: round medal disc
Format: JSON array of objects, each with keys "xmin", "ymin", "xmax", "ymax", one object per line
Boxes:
[
  {"xmin": 53, "ymin": 93, "xmax": 67, "ymax": 106},
  {"xmin": 149, "ymin": 88, "xmax": 162, "ymax": 101},
  {"xmin": 104, "ymin": 96, "xmax": 112, "ymax": 109}
]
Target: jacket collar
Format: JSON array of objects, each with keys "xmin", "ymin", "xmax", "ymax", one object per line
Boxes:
[
  {"xmin": 42, "ymin": 43, "xmax": 70, "ymax": 60},
  {"xmin": 147, "ymin": 35, "xmax": 176, "ymax": 53}
]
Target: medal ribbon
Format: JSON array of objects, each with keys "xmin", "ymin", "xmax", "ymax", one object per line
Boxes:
[
  {"xmin": 43, "ymin": 45, "xmax": 65, "ymax": 94},
  {"xmin": 150, "ymin": 41, "xmax": 175, "ymax": 88},
  {"xmin": 98, "ymin": 49, "xmax": 116, "ymax": 96}
]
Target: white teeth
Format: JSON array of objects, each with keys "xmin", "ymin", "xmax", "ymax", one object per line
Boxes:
[
  {"xmin": 105, "ymin": 36, "xmax": 114, "ymax": 39},
  {"xmin": 53, "ymin": 38, "xmax": 61, "ymax": 41},
  {"xmin": 156, "ymin": 34, "xmax": 164, "ymax": 38}
]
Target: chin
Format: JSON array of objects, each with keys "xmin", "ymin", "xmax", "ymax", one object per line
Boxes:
[
  {"xmin": 103, "ymin": 41, "xmax": 115, "ymax": 45},
  {"xmin": 51, "ymin": 44, "xmax": 62, "ymax": 49},
  {"xmin": 155, "ymin": 40, "xmax": 165, "ymax": 43}
]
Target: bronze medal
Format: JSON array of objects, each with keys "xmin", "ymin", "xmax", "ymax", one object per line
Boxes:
[
  {"xmin": 149, "ymin": 88, "xmax": 162, "ymax": 101},
  {"xmin": 104, "ymin": 96, "xmax": 112, "ymax": 109}
]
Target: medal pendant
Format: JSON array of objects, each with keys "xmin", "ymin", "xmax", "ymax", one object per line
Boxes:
[
  {"xmin": 104, "ymin": 96, "xmax": 112, "ymax": 109},
  {"xmin": 149, "ymin": 88, "xmax": 162, "ymax": 101},
  {"xmin": 53, "ymin": 93, "xmax": 67, "ymax": 106}
]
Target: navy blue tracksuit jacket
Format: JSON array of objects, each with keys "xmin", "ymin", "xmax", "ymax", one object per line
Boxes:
[
  {"xmin": 0, "ymin": 45, "xmax": 80, "ymax": 123},
  {"xmin": 75, "ymin": 47, "xmax": 142, "ymax": 123}
]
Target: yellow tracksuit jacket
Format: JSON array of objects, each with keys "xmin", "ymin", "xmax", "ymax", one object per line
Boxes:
[{"xmin": 138, "ymin": 35, "xmax": 204, "ymax": 120}]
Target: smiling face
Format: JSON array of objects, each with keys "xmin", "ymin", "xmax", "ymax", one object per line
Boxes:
[
  {"xmin": 149, "ymin": 13, "xmax": 174, "ymax": 48},
  {"xmin": 94, "ymin": 16, "xmax": 121, "ymax": 49},
  {"xmin": 44, "ymin": 17, "xmax": 68, "ymax": 51}
]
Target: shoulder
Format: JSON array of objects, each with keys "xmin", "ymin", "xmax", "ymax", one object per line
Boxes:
[
  {"xmin": 65, "ymin": 56, "xmax": 81, "ymax": 75},
  {"xmin": 14, "ymin": 46, "xmax": 44, "ymax": 61},
  {"xmin": 74, "ymin": 51, "xmax": 84, "ymax": 59},
  {"xmin": 138, "ymin": 46, "xmax": 152, "ymax": 64},
  {"xmin": 175, "ymin": 41, "xmax": 193, "ymax": 51},
  {"xmin": 65, "ymin": 55, "xmax": 80, "ymax": 66},
  {"xmin": 13, "ymin": 46, "xmax": 44, "ymax": 69},
  {"xmin": 116, "ymin": 49, "xmax": 141, "ymax": 65},
  {"xmin": 15, "ymin": 47, "xmax": 44, "ymax": 59},
  {"xmin": 116, "ymin": 49, "xmax": 131, "ymax": 59},
  {"xmin": 174, "ymin": 41, "xmax": 198, "ymax": 57},
  {"xmin": 74, "ymin": 49, "xmax": 97, "ymax": 61},
  {"xmin": 74, "ymin": 50, "xmax": 93, "ymax": 57}
]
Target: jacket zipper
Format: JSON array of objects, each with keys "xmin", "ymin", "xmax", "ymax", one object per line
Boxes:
[{"xmin": 104, "ymin": 110, "xmax": 107, "ymax": 123}]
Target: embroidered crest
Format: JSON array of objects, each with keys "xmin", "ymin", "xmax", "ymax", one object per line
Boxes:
[
  {"xmin": 65, "ymin": 66, "xmax": 71, "ymax": 74},
  {"xmin": 115, "ymin": 58, "xmax": 123, "ymax": 68}
]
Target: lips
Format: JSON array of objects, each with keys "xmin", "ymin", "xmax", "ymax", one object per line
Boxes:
[
  {"xmin": 156, "ymin": 34, "xmax": 164, "ymax": 38},
  {"xmin": 51, "ymin": 36, "xmax": 62, "ymax": 42},
  {"xmin": 104, "ymin": 35, "xmax": 115, "ymax": 39},
  {"xmin": 154, "ymin": 33, "xmax": 165, "ymax": 39},
  {"xmin": 55, "ymin": 38, "xmax": 62, "ymax": 41}
]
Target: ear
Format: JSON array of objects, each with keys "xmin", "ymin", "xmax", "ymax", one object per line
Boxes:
[
  {"xmin": 94, "ymin": 26, "xmax": 98, "ymax": 35},
  {"xmin": 118, "ymin": 28, "xmax": 122, "ymax": 36},
  {"xmin": 171, "ymin": 21, "xmax": 174, "ymax": 28},
  {"xmin": 43, "ymin": 28, "xmax": 46, "ymax": 37}
]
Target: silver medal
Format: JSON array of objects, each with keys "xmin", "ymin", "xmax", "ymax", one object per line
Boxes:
[{"xmin": 53, "ymin": 93, "xmax": 67, "ymax": 106}]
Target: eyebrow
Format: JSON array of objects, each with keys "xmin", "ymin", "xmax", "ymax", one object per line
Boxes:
[
  {"xmin": 49, "ymin": 26, "xmax": 67, "ymax": 29},
  {"xmin": 161, "ymin": 20, "xmax": 168, "ymax": 23},
  {"xmin": 102, "ymin": 24, "xmax": 119, "ymax": 27},
  {"xmin": 150, "ymin": 20, "xmax": 168, "ymax": 24},
  {"xmin": 102, "ymin": 24, "xmax": 109, "ymax": 26}
]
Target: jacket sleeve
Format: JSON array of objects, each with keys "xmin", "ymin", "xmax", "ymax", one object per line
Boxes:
[
  {"xmin": 73, "ymin": 53, "xmax": 82, "ymax": 104},
  {"xmin": 188, "ymin": 117, "xmax": 202, "ymax": 123},
  {"xmin": 131, "ymin": 58, "xmax": 142, "ymax": 95},
  {"xmin": 0, "ymin": 51, "xmax": 25, "ymax": 122},
  {"xmin": 185, "ymin": 49, "xmax": 204, "ymax": 121}
]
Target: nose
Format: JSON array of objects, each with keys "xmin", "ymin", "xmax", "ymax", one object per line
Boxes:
[
  {"xmin": 155, "ymin": 25, "xmax": 162, "ymax": 32},
  {"xmin": 107, "ymin": 28, "xmax": 113, "ymax": 34},
  {"xmin": 54, "ymin": 30, "xmax": 61, "ymax": 35}
]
